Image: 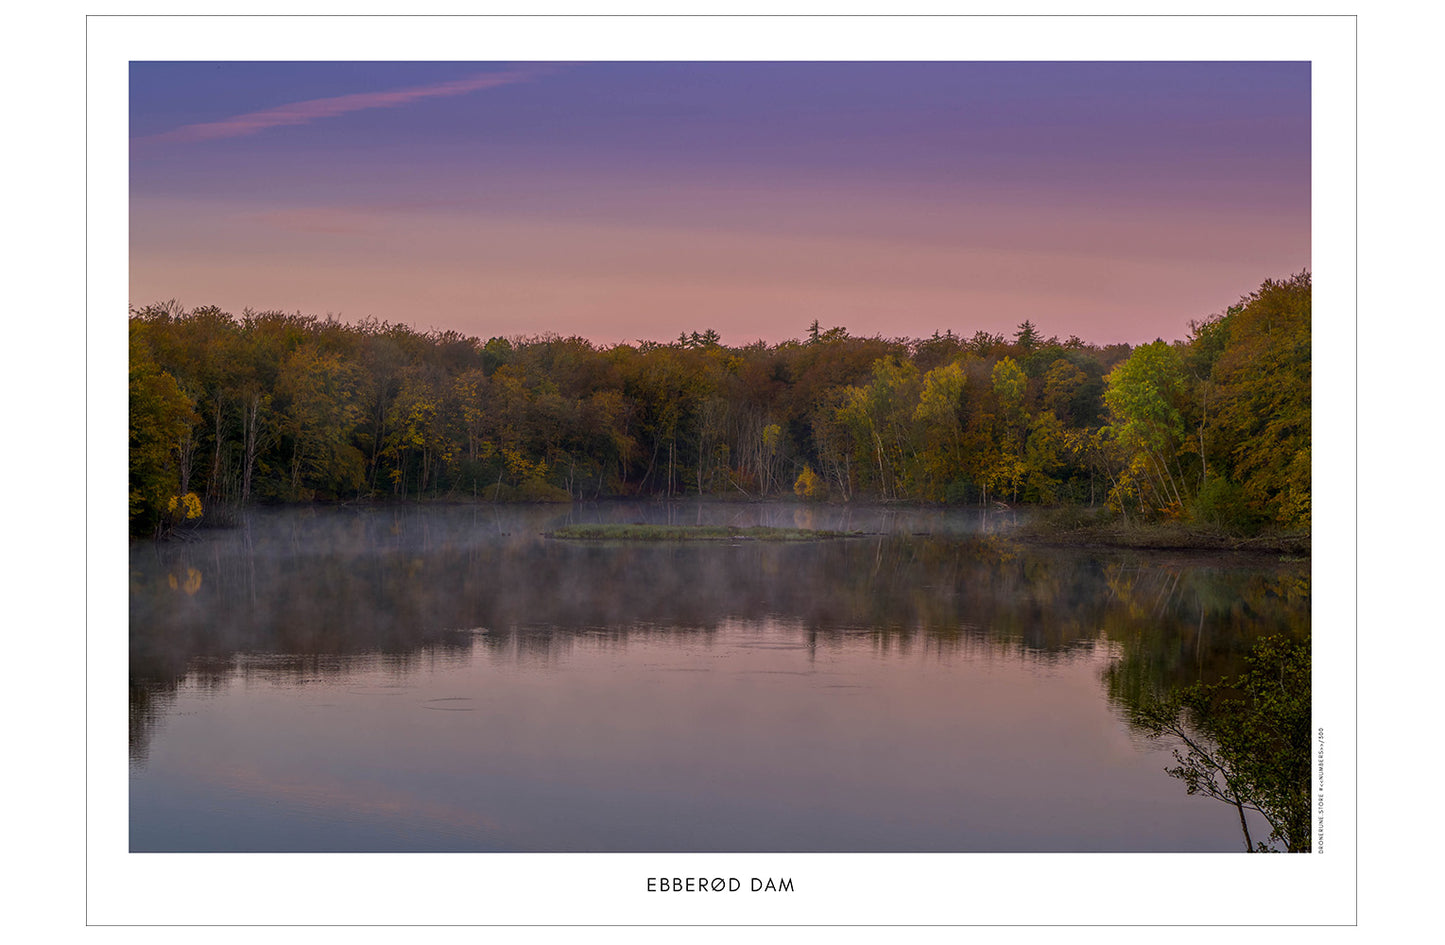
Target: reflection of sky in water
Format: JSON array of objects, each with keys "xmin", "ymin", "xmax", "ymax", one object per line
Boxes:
[{"xmin": 129, "ymin": 504, "xmax": 1305, "ymax": 852}]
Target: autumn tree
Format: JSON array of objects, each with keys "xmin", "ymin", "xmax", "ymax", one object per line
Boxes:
[
  {"xmin": 129, "ymin": 326, "xmax": 199, "ymax": 535},
  {"xmin": 275, "ymin": 342, "xmax": 366, "ymax": 499},
  {"xmin": 1208, "ymin": 272, "xmax": 1311, "ymax": 529},
  {"xmin": 913, "ymin": 359, "xmax": 968, "ymax": 499},
  {"xmin": 126, "ymin": 274, "xmax": 1305, "ymax": 522},
  {"xmin": 383, "ymin": 364, "xmax": 454, "ymax": 496}
]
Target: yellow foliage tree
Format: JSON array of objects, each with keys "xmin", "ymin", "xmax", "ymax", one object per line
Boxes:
[{"xmin": 793, "ymin": 464, "xmax": 822, "ymax": 499}]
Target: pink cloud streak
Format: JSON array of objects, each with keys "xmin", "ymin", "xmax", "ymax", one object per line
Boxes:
[{"xmin": 136, "ymin": 68, "xmax": 546, "ymax": 145}]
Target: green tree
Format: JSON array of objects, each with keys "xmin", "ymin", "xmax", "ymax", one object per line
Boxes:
[
  {"xmin": 985, "ymin": 357, "xmax": 1030, "ymax": 502},
  {"xmin": 1103, "ymin": 341, "xmax": 1191, "ymax": 517},
  {"xmin": 1180, "ymin": 314, "xmax": 1231, "ymax": 491},
  {"xmin": 1128, "ymin": 635, "xmax": 1311, "ymax": 852},
  {"xmin": 833, "ymin": 358, "xmax": 920, "ymax": 499}
]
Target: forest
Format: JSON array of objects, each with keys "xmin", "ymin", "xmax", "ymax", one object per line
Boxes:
[{"xmin": 129, "ymin": 272, "xmax": 1310, "ymax": 538}]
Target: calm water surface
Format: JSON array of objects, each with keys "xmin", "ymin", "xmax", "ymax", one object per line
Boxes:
[{"xmin": 129, "ymin": 502, "xmax": 1309, "ymax": 852}]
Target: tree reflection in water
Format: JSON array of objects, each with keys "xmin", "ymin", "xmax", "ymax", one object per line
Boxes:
[{"xmin": 130, "ymin": 504, "xmax": 1309, "ymax": 851}]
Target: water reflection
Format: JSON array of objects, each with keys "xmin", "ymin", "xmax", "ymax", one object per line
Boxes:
[{"xmin": 129, "ymin": 503, "xmax": 1308, "ymax": 851}]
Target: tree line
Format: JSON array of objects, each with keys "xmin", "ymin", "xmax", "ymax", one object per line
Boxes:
[{"xmin": 130, "ymin": 272, "xmax": 1310, "ymax": 537}]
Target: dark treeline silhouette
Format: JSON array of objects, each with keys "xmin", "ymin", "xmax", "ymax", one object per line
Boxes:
[{"xmin": 130, "ymin": 273, "xmax": 1310, "ymax": 537}]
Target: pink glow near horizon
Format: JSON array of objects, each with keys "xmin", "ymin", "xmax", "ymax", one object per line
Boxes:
[
  {"xmin": 129, "ymin": 62, "xmax": 1310, "ymax": 346},
  {"xmin": 130, "ymin": 188, "xmax": 1307, "ymax": 346}
]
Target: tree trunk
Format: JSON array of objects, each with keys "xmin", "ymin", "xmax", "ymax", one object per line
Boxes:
[
  {"xmin": 177, "ymin": 430, "xmax": 196, "ymax": 497},
  {"xmin": 241, "ymin": 395, "xmax": 260, "ymax": 504},
  {"xmin": 208, "ymin": 397, "xmax": 226, "ymax": 502},
  {"xmin": 1235, "ymin": 796, "xmax": 1255, "ymax": 852}
]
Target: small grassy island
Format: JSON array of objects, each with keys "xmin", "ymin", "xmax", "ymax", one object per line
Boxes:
[{"xmin": 547, "ymin": 524, "xmax": 858, "ymax": 542}]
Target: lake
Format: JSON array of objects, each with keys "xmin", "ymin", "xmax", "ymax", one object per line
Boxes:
[{"xmin": 128, "ymin": 502, "xmax": 1309, "ymax": 852}]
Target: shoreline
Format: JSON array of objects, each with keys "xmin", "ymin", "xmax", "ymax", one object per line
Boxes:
[
  {"xmin": 161, "ymin": 496, "xmax": 1311, "ymax": 556},
  {"xmin": 1011, "ymin": 520, "xmax": 1310, "ymax": 556}
]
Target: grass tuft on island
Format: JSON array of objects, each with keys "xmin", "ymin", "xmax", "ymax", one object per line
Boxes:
[{"xmin": 547, "ymin": 524, "xmax": 858, "ymax": 542}]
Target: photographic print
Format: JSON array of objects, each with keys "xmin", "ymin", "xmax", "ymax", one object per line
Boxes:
[
  {"xmin": 97, "ymin": 15, "xmax": 1359, "ymax": 926},
  {"xmin": 128, "ymin": 57, "xmax": 1312, "ymax": 854}
]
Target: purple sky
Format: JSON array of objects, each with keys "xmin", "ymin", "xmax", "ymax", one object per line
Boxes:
[{"xmin": 130, "ymin": 61, "xmax": 1309, "ymax": 346}]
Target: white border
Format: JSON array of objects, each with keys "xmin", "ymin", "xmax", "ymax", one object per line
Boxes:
[{"xmin": 88, "ymin": 13, "xmax": 1356, "ymax": 927}]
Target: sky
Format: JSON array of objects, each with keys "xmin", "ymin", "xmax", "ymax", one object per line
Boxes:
[{"xmin": 129, "ymin": 60, "xmax": 1310, "ymax": 347}]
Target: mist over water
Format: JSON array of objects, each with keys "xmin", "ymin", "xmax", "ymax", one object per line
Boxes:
[{"xmin": 129, "ymin": 502, "xmax": 1308, "ymax": 852}]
